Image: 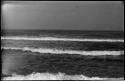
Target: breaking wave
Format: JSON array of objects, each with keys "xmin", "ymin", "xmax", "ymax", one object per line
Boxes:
[
  {"xmin": 2, "ymin": 47, "xmax": 124, "ymax": 56},
  {"xmin": 1, "ymin": 36, "xmax": 124, "ymax": 42},
  {"xmin": 2, "ymin": 72, "xmax": 124, "ymax": 80}
]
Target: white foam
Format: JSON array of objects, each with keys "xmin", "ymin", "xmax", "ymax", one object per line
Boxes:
[
  {"xmin": 2, "ymin": 47, "xmax": 124, "ymax": 56},
  {"xmin": 3, "ymin": 72, "xmax": 124, "ymax": 80},
  {"xmin": 1, "ymin": 36, "xmax": 124, "ymax": 42}
]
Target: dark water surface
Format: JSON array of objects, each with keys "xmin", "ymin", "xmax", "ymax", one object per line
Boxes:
[{"xmin": 2, "ymin": 30, "xmax": 124, "ymax": 39}]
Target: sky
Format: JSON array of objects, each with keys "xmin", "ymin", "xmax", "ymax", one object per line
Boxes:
[{"xmin": 2, "ymin": 1, "xmax": 124, "ymax": 30}]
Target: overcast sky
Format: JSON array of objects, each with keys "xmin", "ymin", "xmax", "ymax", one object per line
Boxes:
[{"xmin": 2, "ymin": 1, "xmax": 124, "ymax": 30}]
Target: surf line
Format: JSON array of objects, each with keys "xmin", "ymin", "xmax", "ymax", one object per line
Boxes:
[
  {"xmin": 1, "ymin": 37, "xmax": 124, "ymax": 42},
  {"xmin": 2, "ymin": 72, "xmax": 124, "ymax": 80},
  {"xmin": 2, "ymin": 47, "xmax": 124, "ymax": 56}
]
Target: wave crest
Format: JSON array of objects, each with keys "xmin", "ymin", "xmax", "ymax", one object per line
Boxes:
[
  {"xmin": 1, "ymin": 36, "xmax": 124, "ymax": 42},
  {"xmin": 2, "ymin": 47, "xmax": 124, "ymax": 56}
]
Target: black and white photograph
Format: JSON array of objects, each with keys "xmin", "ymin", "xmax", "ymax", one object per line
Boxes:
[{"xmin": 1, "ymin": 1, "xmax": 124, "ymax": 80}]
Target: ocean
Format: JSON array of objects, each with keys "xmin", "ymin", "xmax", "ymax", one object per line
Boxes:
[{"xmin": 1, "ymin": 30, "xmax": 124, "ymax": 80}]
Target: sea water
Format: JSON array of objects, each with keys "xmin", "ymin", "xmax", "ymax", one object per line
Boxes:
[{"xmin": 1, "ymin": 30, "xmax": 124, "ymax": 80}]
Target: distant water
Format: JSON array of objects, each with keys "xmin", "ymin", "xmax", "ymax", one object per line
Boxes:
[
  {"xmin": 2, "ymin": 30, "xmax": 124, "ymax": 38},
  {"xmin": 1, "ymin": 30, "xmax": 124, "ymax": 80}
]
